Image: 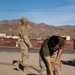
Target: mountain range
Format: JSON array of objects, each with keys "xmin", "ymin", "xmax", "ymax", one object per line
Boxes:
[{"xmin": 0, "ymin": 19, "xmax": 75, "ymax": 39}]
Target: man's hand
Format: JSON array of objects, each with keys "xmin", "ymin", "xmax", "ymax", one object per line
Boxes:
[
  {"xmin": 55, "ymin": 59, "xmax": 61, "ymax": 68},
  {"xmin": 45, "ymin": 56, "xmax": 54, "ymax": 75},
  {"xmin": 55, "ymin": 48, "xmax": 63, "ymax": 68},
  {"xmin": 29, "ymin": 44, "xmax": 33, "ymax": 49}
]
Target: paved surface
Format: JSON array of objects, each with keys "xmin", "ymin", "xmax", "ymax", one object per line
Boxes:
[
  {"xmin": 0, "ymin": 48, "xmax": 75, "ymax": 75},
  {"xmin": 0, "ymin": 47, "xmax": 75, "ymax": 54}
]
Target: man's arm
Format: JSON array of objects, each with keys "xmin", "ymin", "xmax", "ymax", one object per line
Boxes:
[
  {"xmin": 55, "ymin": 47, "xmax": 64, "ymax": 67},
  {"xmin": 22, "ymin": 28, "xmax": 33, "ymax": 48},
  {"xmin": 45, "ymin": 56, "xmax": 54, "ymax": 75}
]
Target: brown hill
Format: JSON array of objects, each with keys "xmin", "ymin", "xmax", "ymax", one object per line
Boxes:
[{"xmin": 0, "ymin": 19, "xmax": 75, "ymax": 39}]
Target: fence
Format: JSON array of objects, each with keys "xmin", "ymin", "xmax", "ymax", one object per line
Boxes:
[
  {"xmin": 0, "ymin": 38, "xmax": 18, "ymax": 47},
  {"xmin": 0, "ymin": 37, "xmax": 75, "ymax": 50}
]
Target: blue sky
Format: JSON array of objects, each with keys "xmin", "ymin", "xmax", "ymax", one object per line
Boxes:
[{"xmin": 0, "ymin": 0, "xmax": 75, "ymax": 26}]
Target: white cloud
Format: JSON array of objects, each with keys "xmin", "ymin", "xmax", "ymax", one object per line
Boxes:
[
  {"xmin": 1, "ymin": 2, "xmax": 75, "ymax": 26},
  {"xmin": 23, "ymin": 3, "xmax": 75, "ymax": 26},
  {"xmin": 31, "ymin": 4, "xmax": 75, "ymax": 12},
  {"xmin": 68, "ymin": 0, "xmax": 75, "ymax": 3},
  {"xmin": 19, "ymin": 11, "xmax": 75, "ymax": 26}
]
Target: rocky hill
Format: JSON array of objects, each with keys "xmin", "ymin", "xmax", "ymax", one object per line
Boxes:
[{"xmin": 0, "ymin": 19, "xmax": 75, "ymax": 39}]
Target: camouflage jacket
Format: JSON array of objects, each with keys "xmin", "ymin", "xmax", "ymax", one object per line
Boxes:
[{"xmin": 18, "ymin": 25, "xmax": 32, "ymax": 48}]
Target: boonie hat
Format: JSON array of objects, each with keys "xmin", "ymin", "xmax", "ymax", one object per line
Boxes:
[{"xmin": 20, "ymin": 16, "xmax": 28, "ymax": 21}]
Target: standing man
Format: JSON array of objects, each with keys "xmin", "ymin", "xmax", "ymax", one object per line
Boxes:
[
  {"xmin": 14, "ymin": 16, "xmax": 33, "ymax": 72},
  {"xmin": 39, "ymin": 35, "xmax": 64, "ymax": 75}
]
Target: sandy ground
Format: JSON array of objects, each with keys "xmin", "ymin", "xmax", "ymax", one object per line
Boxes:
[{"xmin": 0, "ymin": 51, "xmax": 75, "ymax": 75}]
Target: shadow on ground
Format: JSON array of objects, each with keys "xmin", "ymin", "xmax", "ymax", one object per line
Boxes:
[
  {"xmin": 29, "ymin": 66, "xmax": 39, "ymax": 72},
  {"xmin": 13, "ymin": 60, "xmax": 39, "ymax": 75},
  {"xmin": 0, "ymin": 62, "xmax": 12, "ymax": 65},
  {"xmin": 61, "ymin": 59, "xmax": 75, "ymax": 66}
]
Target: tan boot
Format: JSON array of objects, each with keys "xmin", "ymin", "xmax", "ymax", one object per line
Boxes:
[
  {"xmin": 23, "ymin": 66, "xmax": 30, "ymax": 72},
  {"xmin": 13, "ymin": 61, "xmax": 20, "ymax": 71}
]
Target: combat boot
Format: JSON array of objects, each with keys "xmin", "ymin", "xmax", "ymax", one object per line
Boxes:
[
  {"xmin": 13, "ymin": 61, "xmax": 20, "ymax": 71},
  {"xmin": 23, "ymin": 66, "xmax": 30, "ymax": 72}
]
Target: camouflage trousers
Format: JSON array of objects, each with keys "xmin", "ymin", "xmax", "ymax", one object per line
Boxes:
[
  {"xmin": 19, "ymin": 40, "xmax": 29, "ymax": 67},
  {"xmin": 39, "ymin": 51, "xmax": 61, "ymax": 75}
]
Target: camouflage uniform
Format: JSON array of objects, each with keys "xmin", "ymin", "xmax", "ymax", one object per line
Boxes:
[
  {"xmin": 39, "ymin": 51, "xmax": 61, "ymax": 75},
  {"xmin": 39, "ymin": 36, "xmax": 64, "ymax": 75},
  {"xmin": 14, "ymin": 16, "xmax": 32, "ymax": 71},
  {"xmin": 18, "ymin": 25, "xmax": 32, "ymax": 66}
]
